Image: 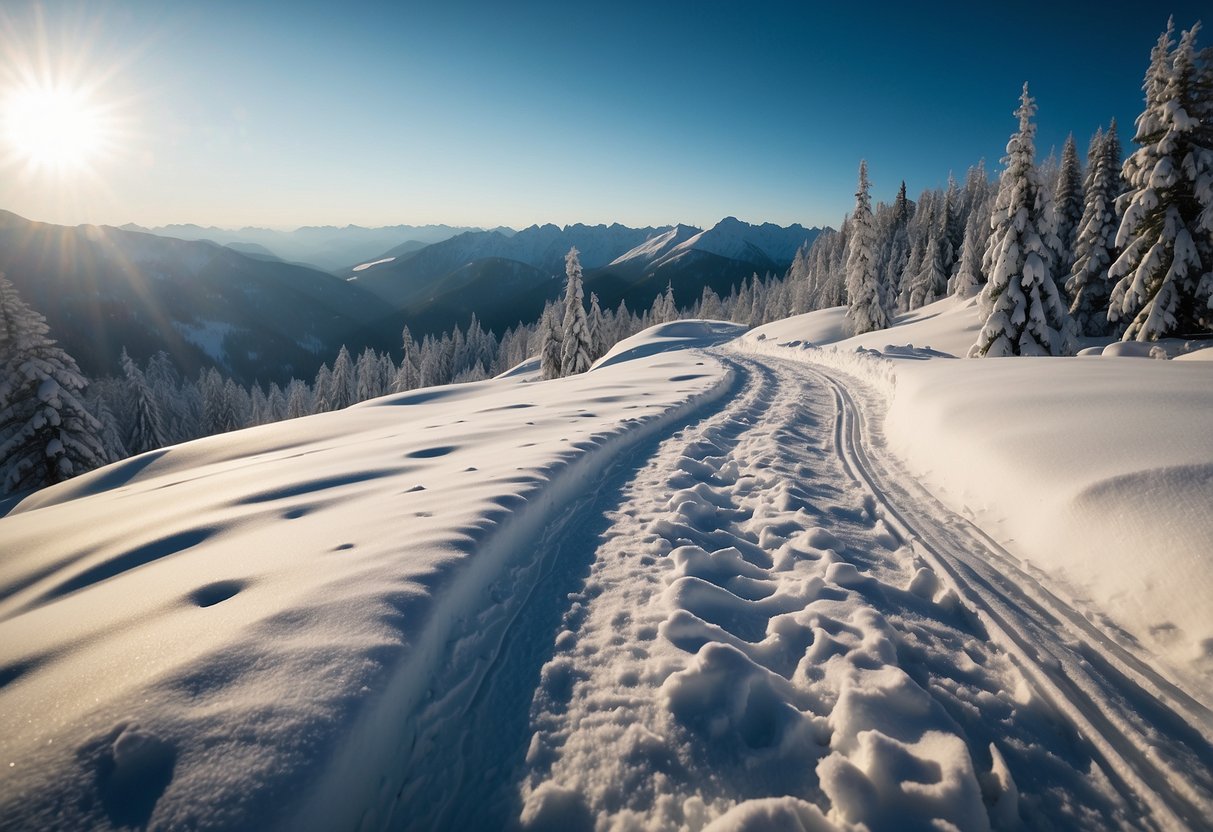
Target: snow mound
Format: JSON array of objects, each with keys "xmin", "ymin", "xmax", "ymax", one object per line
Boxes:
[
  {"xmin": 746, "ymin": 295, "xmax": 982, "ymax": 358},
  {"xmin": 594, "ymin": 319, "xmax": 748, "ymax": 369}
]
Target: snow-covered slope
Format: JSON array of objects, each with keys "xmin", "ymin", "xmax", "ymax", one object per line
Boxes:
[
  {"xmin": 2, "ymin": 304, "xmax": 1209, "ymax": 831},
  {"xmin": 747, "ymin": 296, "xmax": 1213, "ymax": 686},
  {"xmin": 0, "ymin": 330, "xmax": 736, "ymax": 830},
  {"xmin": 607, "ymin": 224, "xmax": 704, "ymax": 268}
]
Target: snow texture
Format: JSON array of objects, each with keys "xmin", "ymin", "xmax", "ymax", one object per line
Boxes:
[{"xmin": 1, "ymin": 306, "xmax": 1209, "ymax": 831}]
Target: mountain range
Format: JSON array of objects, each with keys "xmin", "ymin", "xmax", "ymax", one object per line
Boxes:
[
  {"xmin": 0, "ymin": 210, "xmax": 823, "ymax": 383},
  {"xmin": 0, "ymin": 210, "xmax": 399, "ymax": 385},
  {"xmin": 350, "ymin": 218, "xmax": 822, "ymax": 334},
  {"xmin": 119, "ymin": 222, "xmax": 504, "ymax": 272}
]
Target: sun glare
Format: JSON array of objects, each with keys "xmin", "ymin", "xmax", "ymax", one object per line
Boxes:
[{"xmin": 2, "ymin": 82, "xmax": 112, "ymax": 172}]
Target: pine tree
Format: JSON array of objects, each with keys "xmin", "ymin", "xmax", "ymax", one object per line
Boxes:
[
  {"xmin": 285, "ymin": 379, "xmax": 312, "ymax": 419},
  {"xmin": 560, "ymin": 247, "xmax": 593, "ymax": 375},
  {"xmin": 1053, "ymin": 134, "xmax": 1085, "ymax": 283},
  {"xmin": 249, "ymin": 384, "xmax": 269, "ymax": 425},
  {"xmin": 1067, "ymin": 123, "xmax": 1125, "ymax": 336},
  {"xmin": 355, "ymin": 347, "xmax": 384, "ymax": 401},
  {"xmin": 267, "ymin": 382, "xmax": 288, "ymax": 421},
  {"xmin": 970, "ymin": 85, "xmax": 1076, "ymax": 357},
  {"xmin": 951, "ymin": 202, "xmax": 986, "ymax": 298},
  {"xmin": 120, "ymin": 348, "xmax": 168, "ymax": 454},
  {"xmin": 329, "ymin": 345, "xmax": 356, "ymax": 409},
  {"xmin": 1109, "ymin": 21, "xmax": 1213, "ymax": 340},
  {"xmin": 662, "ymin": 281, "xmax": 677, "ymax": 322},
  {"xmin": 311, "ymin": 364, "xmax": 333, "ymax": 413},
  {"xmin": 940, "ymin": 175, "xmax": 960, "ymax": 278},
  {"xmin": 845, "ymin": 160, "xmax": 889, "ymax": 333},
  {"xmin": 539, "ymin": 303, "xmax": 564, "ymax": 380},
  {"xmin": 88, "ymin": 390, "xmax": 127, "ymax": 464},
  {"xmin": 909, "ymin": 205, "xmax": 948, "ymax": 309},
  {"xmin": 587, "ymin": 292, "xmax": 609, "ymax": 359},
  {"xmin": 0, "ymin": 273, "xmax": 106, "ymax": 493}
]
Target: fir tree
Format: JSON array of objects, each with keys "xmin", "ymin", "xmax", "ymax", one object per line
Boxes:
[
  {"xmin": 0, "ymin": 274, "xmax": 106, "ymax": 493},
  {"xmin": 285, "ymin": 379, "xmax": 312, "ymax": 419},
  {"xmin": 970, "ymin": 85, "xmax": 1076, "ymax": 357},
  {"xmin": 1109, "ymin": 21, "xmax": 1213, "ymax": 340},
  {"xmin": 587, "ymin": 292, "xmax": 609, "ymax": 359},
  {"xmin": 560, "ymin": 248, "xmax": 593, "ymax": 375},
  {"xmin": 845, "ymin": 160, "xmax": 889, "ymax": 333},
  {"xmin": 909, "ymin": 206, "xmax": 948, "ymax": 309},
  {"xmin": 311, "ymin": 364, "xmax": 333, "ymax": 413},
  {"xmin": 355, "ymin": 347, "xmax": 384, "ymax": 401},
  {"xmin": 539, "ymin": 303, "xmax": 563, "ymax": 380},
  {"xmin": 329, "ymin": 345, "xmax": 356, "ymax": 409},
  {"xmin": 1068, "ymin": 123, "xmax": 1125, "ymax": 336},
  {"xmin": 1053, "ymin": 133, "xmax": 1085, "ymax": 282},
  {"xmin": 120, "ymin": 348, "xmax": 168, "ymax": 454},
  {"xmin": 951, "ymin": 203, "xmax": 986, "ymax": 298},
  {"xmin": 661, "ymin": 281, "xmax": 677, "ymax": 322}
]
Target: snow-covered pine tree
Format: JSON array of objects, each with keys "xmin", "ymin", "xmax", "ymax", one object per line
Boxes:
[
  {"xmin": 220, "ymin": 379, "xmax": 249, "ymax": 431},
  {"xmin": 970, "ymin": 85, "xmax": 1076, "ymax": 357},
  {"xmin": 311, "ymin": 364, "xmax": 333, "ymax": 413},
  {"xmin": 87, "ymin": 389, "xmax": 127, "ymax": 464},
  {"xmin": 560, "ymin": 248, "xmax": 593, "ymax": 375},
  {"xmin": 587, "ymin": 292, "xmax": 608, "ymax": 359},
  {"xmin": 941, "ymin": 174, "xmax": 960, "ymax": 276},
  {"xmin": 1053, "ymin": 134, "xmax": 1085, "ymax": 284},
  {"xmin": 266, "ymin": 382, "xmax": 287, "ymax": 422},
  {"xmin": 950, "ymin": 205, "xmax": 986, "ymax": 298},
  {"xmin": 285, "ymin": 379, "xmax": 312, "ymax": 419},
  {"xmin": 355, "ymin": 347, "xmax": 383, "ymax": 402},
  {"xmin": 329, "ymin": 345, "xmax": 356, "ymax": 410},
  {"xmin": 1067, "ymin": 123, "xmax": 1125, "ymax": 336},
  {"xmin": 662, "ymin": 281, "xmax": 677, "ymax": 322},
  {"xmin": 0, "ymin": 273, "xmax": 106, "ymax": 493},
  {"xmin": 1108, "ymin": 21, "xmax": 1213, "ymax": 340},
  {"xmin": 539, "ymin": 303, "xmax": 564, "ymax": 380},
  {"xmin": 120, "ymin": 348, "xmax": 168, "ymax": 454},
  {"xmin": 844, "ymin": 160, "xmax": 889, "ymax": 333},
  {"xmin": 392, "ymin": 328, "xmax": 418, "ymax": 393},
  {"xmin": 249, "ymin": 384, "xmax": 269, "ymax": 426},
  {"xmin": 909, "ymin": 205, "xmax": 948, "ymax": 309}
]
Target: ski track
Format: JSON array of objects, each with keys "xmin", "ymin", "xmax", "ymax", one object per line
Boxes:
[{"xmin": 373, "ymin": 347, "xmax": 1212, "ymax": 831}]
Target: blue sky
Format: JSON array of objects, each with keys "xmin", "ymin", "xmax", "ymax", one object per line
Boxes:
[{"xmin": 0, "ymin": 0, "xmax": 1206, "ymax": 230}]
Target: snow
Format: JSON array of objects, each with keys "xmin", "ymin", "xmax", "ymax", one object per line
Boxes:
[
  {"xmin": 171, "ymin": 319, "xmax": 237, "ymax": 363},
  {"xmin": 2, "ymin": 300, "xmax": 1210, "ymax": 830},
  {"xmin": 351, "ymin": 256, "xmax": 396, "ymax": 272},
  {"xmin": 748, "ymin": 295, "xmax": 1213, "ymax": 690},
  {"xmin": 744, "ymin": 294, "xmax": 981, "ymax": 358},
  {"xmin": 0, "ymin": 337, "xmax": 731, "ymax": 830}
]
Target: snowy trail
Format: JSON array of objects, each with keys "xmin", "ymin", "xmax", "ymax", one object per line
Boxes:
[
  {"xmin": 513, "ymin": 350, "xmax": 1213, "ymax": 831},
  {"xmin": 806, "ymin": 358, "xmax": 1213, "ymax": 829}
]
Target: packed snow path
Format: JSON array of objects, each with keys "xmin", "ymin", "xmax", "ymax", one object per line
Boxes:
[{"xmin": 508, "ymin": 351, "xmax": 1213, "ymax": 831}]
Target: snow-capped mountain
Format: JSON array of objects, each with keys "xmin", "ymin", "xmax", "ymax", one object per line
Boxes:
[
  {"xmin": 354, "ymin": 218, "xmax": 824, "ymax": 336},
  {"xmin": 609, "ymin": 217, "xmax": 820, "ymax": 275},
  {"xmin": 350, "ymin": 223, "xmax": 669, "ymax": 309}
]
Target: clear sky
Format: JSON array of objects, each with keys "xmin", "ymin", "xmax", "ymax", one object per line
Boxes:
[{"xmin": 0, "ymin": 0, "xmax": 1206, "ymax": 231}]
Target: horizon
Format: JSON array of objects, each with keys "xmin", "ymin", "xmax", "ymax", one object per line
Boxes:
[
  {"xmin": 4, "ymin": 207, "xmax": 833, "ymax": 236},
  {"xmin": 0, "ymin": 1, "xmax": 1207, "ymax": 230}
]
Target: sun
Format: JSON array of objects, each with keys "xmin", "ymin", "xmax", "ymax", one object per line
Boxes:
[{"xmin": 2, "ymin": 81, "xmax": 112, "ymax": 173}]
